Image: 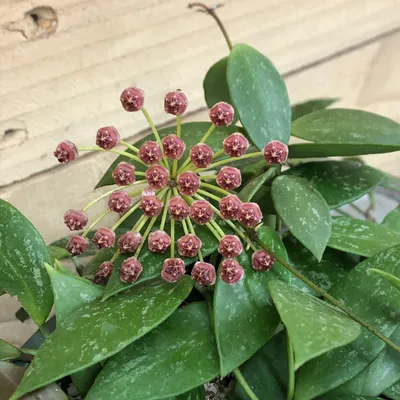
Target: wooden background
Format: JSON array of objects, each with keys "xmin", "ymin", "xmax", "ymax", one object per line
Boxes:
[{"xmin": 0, "ymin": 0, "xmax": 400, "ymax": 345}]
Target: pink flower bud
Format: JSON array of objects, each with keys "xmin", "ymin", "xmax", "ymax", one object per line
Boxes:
[
  {"xmin": 92, "ymin": 227, "xmax": 116, "ymax": 249},
  {"xmin": 190, "ymin": 144, "xmax": 213, "ymax": 168},
  {"xmin": 263, "ymin": 140, "xmax": 288, "ymax": 164},
  {"xmin": 177, "ymin": 171, "xmax": 200, "ymax": 196},
  {"xmin": 66, "ymin": 235, "xmax": 89, "ymax": 255},
  {"xmin": 223, "ymin": 133, "xmax": 249, "ymax": 157},
  {"xmin": 120, "ymin": 87, "xmax": 144, "ymax": 112},
  {"xmin": 96, "ymin": 126, "xmax": 120, "ymax": 150},
  {"xmin": 138, "ymin": 141, "xmax": 163, "ymax": 165},
  {"xmin": 164, "ymin": 90, "xmax": 188, "ymax": 115},
  {"xmin": 63, "ymin": 209, "xmax": 88, "ymax": 231},
  {"xmin": 189, "ymin": 200, "xmax": 213, "ymax": 225},
  {"xmin": 177, "ymin": 234, "xmax": 202, "ymax": 257},
  {"xmin": 118, "ymin": 231, "xmax": 142, "ymax": 253},
  {"xmin": 112, "ymin": 162, "xmax": 135, "ymax": 186},
  {"xmin": 54, "ymin": 140, "xmax": 78, "ymax": 163},
  {"xmin": 191, "ymin": 262, "xmax": 216, "ymax": 286},
  {"xmin": 216, "ymin": 166, "xmax": 242, "ymax": 190},
  {"xmin": 148, "ymin": 230, "xmax": 171, "ymax": 253},
  {"xmin": 220, "ymin": 259, "xmax": 244, "ymax": 284},
  {"xmin": 168, "ymin": 196, "xmax": 189, "ymax": 221},
  {"xmin": 237, "ymin": 202, "xmax": 262, "ymax": 228},
  {"xmin": 209, "ymin": 102, "xmax": 234, "ymax": 126},
  {"xmin": 161, "ymin": 258, "xmax": 186, "ymax": 283},
  {"xmin": 119, "ymin": 257, "xmax": 143, "ymax": 283},
  {"xmin": 146, "ymin": 165, "xmax": 169, "ymax": 190},
  {"xmin": 139, "ymin": 192, "xmax": 163, "ymax": 217},
  {"xmin": 93, "ymin": 261, "xmax": 113, "ymax": 285},
  {"xmin": 162, "ymin": 134, "xmax": 186, "ymax": 160},
  {"xmin": 108, "ymin": 191, "xmax": 132, "ymax": 214},
  {"xmin": 219, "ymin": 195, "xmax": 242, "ymax": 220},
  {"xmin": 252, "ymin": 250, "xmax": 275, "ymax": 271},
  {"xmin": 218, "ymin": 235, "xmax": 243, "ymax": 258}
]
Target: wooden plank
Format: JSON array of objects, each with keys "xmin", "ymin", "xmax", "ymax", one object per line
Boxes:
[{"xmin": 1, "ymin": 0, "xmax": 400, "ymax": 186}]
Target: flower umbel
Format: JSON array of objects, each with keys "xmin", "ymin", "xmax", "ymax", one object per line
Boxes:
[{"xmin": 55, "ymin": 88, "xmax": 284, "ymax": 287}]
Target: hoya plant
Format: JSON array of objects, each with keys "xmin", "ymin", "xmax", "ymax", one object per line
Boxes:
[{"xmin": 1, "ymin": 4, "xmax": 400, "ymax": 400}]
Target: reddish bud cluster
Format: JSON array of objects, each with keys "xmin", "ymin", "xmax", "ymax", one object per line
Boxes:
[
  {"xmin": 139, "ymin": 141, "xmax": 163, "ymax": 165},
  {"xmin": 220, "ymin": 259, "xmax": 244, "ymax": 284},
  {"xmin": 162, "ymin": 134, "xmax": 186, "ymax": 160},
  {"xmin": 66, "ymin": 235, "xmax": 89, "ymax": 255},
  {"xmin": 177, "ymin": 234, "xmax": 202, "ymax": 257},
  {"xmin": 177, "ymin": 171, "xmax": 200, "ymax": 196},
  {"xmin": 108, "ymin": 191, "xmax": 132, "ymax": 214},
  {"xmin": 92, "ymin": 227, "xmax": 116, "ymax": 249},
  {"xmin": 237, "ymin": 202, "xmax": 262, "ymax": 228},
  {"xmin": 120, "ymin": 87, "xmax": 145, "ymax": 112},
  {"xmin": 191, "ymin": 262, "xmax": 216, "ymax": 286},
  {"xmin": 146, "ymin": 165, "xmax": 169, "ymax": 189},
  {"xmin": 162, "ymin": 258, "xmax": 185, "ymax": 283},
  {"xmin": 96, "ymin": 126, "xmax": 120, "ymax": 150},
  {"xmin": 223, "ymin": 133, "xmax": 249, "ymax": 157},
  {"xmin": 168, "ymin": 197, "xmax": 189, "ymax": 221},
  {"xmin": 119, "ymin": 257, "xmax": 143, "ymax": 283},
  {"xmin": 164, "ymin": 91, "xmax": 188, "ymax": 115},
  {"xmin": 263, "ymin": 140, "xmax": 288, "ymax": 165},
  {"xmin": 190, "ymin": 144, "xmax": 213, "ymax": 168},
  {"xmin": 148, "ymin": 230, "xmax": 171, "ymax": 253},
  {"xmin": 93, "ymin": 261, "xmax": 114, "ymax": 285},
  {"xmin": 112, "ymin": 162, "xmax": 135, "ymax": 186},
  {"xmin": 216, "ymin": 166, "xmax": 242, "ymax": 190},
  {"xmin": 189, "ymin": 200, "xmax": 213, "ymax": 225},
  {"xmin": 252, "ymin": 250, "xmax": 275, "ymax": 271},
  {"xmin": 140, "ymin": 193, "xmax": 163, "ymax": 217},
  {"xmin": 54, "ymin": 140, "xmax": 78, "ymax": 163},
  {"xmin": 64, "ymin": 209, "xmax": 88, "ymax": 231},
  {"xmin": 209, "ymin": 102, "xmax": 234, "ymax": 126},
  {"xmin": 218, "ymin": 235, "xmax": 243, "ymax": 258},
  {"xmin": 219, "ymin": 195, "xmax": 241, "ymax": 220},
  {"xmin": 118, "ymin": 231, "xmax": 142, "ymax": 253}
]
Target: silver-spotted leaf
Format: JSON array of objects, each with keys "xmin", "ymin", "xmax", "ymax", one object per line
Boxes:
[
  {"xmin": 382, "ymin": 205, "xmax": 400, "ymax": 234},
  {"xmin": 291, "ymin": 98, "xmax": 338, "ymax": 121}
]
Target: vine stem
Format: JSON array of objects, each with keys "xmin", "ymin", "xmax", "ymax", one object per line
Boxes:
[
  {"xmin": 247, "ymin": 229, "xmax": 400, "ymax": 354},
  {"xmin": 78, "ymin": 146, "xmax": 146, "ymax": 166},
  {"xmin": 200, "ymin": 182, "xmax": 231, "ymax": 196},
  {"xmin": 286, "ymin": 331, "xmax": 295, "ymax": 400},
  {"xmin": 82, "ymin": 209, "xmax": 111, "ymax": 237},
  {"xmin": 119, "ymin": 140, "xmax": 139, "ymax": 153},
  {"xmin": 195, "ymin": 151, "xmax": 262, "ymax": 173},
  {"xmin": 188, "ymin": 3, "xmax": 233, "ymax": 50},
  {"xmin": 233, "ymin": 368, "xmax": 259, "ymax": 400}
]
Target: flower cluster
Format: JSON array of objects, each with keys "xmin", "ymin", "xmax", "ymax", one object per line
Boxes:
[{"xmin": 54, "ymin": 87, "xmax": 287, "ymax": 287}]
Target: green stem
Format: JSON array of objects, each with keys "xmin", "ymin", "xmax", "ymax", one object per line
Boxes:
[
  {"xmin": 197, "ymin": 188, "xmax": 221, "ymax": 202},
  {"xmin": 213, "ymin": 148, "xmax": 225, "ymax": 159},
  {"xmin": 200, "ymin": 182, "xmax": 231, "ymax": 197},
  {"xmin": 195, "ymin": 151, "xmax": 262, "ymax": 173},
  {"xmin": 79, "ymin": 146, "xmax": 146, "ymax": 166},
  {"xmin": 82, "ymin": 209, "xmax": 111, "ymax": 237},
  {"xmin": 186, "ymin": 217, "xmax": 203, "ymax": 261},
  {"xmin": 209, "ymin": 219, "xmax": 226, "ymax": 238},
  {"xmin": 39, "ymin": 324, "xmax": 50, "ymax": 339},
  {"xmin": 247, "ymin": 229, "xmax": 400, "ymax": 354},
  {"xmin": 233, "ymin": 368, "xmax": 259, "ymax": 400},
  {"xmin": 286, "ymin": 331, "xmax": 295, "ymax": 400},
  {"xmin": 199, "ymin": 174, "xmax": 217, "ymax": 180},
  {"xmin": 134, "ymin": 217, "xmax": 157, "ymax": 258},
  {"xmin": 170, "ymin": 219, "xmax": 175, "ymax": 258},
  {"xmin": 119, "ymin": 139, "xmax": 139, "ymax": 153},
  {"xmin": 160, "ymin": 189, "xmax": 172, "ymax": 231},
  {"xmin": 276, "ymin": 217, "xmax": 282, "ymax": 234},
  {"xmin": 111, "ymin": 201, "xmax": 141, "ymax": 230},
  {"xmin": 182, "ymin": 218, "xmax": 189, "ymax": 235},
  {"xmin": 110, "ymin": 250, "xmax": 120, "ymax": 263}
]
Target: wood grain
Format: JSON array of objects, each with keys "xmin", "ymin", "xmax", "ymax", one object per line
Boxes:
[{"xmin": 1, "ymin": 0, "xmax": 400, "ymax": 186}]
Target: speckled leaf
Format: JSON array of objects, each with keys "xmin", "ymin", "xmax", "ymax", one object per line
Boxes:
[
  {"xmin": 167, "ymin": 386, "xmax": 205, "ymax": 400},
  {"xmin": 319, "ymin": 396, "xmax": 381, "ymax": 400},
  {"xmin": 0, "ymin": 200, "xmax": 53, "ymax": 326},
  {"xmin": 368, "ymin": 269, "xmax": 400, "ymax": 291},
  {"xmin": 284, "ymin": 237, "xmax": 357, "ymax": 296},
  {"xmin": 10, "ymin": 277, "xmax": 193, "ymax": 400},
  {"xmin": 382, "ymin": 205, "xmax": 400, "ymax": 234},
  {"xmin": 71, "ymin": 364, "xmax": 103, "ymax": 398},
  {"xmin": 44, "ymin": 263, "xmax": 103, "ymax": 323},
  {"xmin": 295, "ymin": 245, "xmax": 400, "ymax": 400},
  {"xmin": 285, "ymin": 161, "xmax": 382, "ymax": 209},
  {"xmin": 0, "ymin": 339, "xmax": 20, "ymax": 361},
  {"xmin": 214, "ymin": 226, "xmax": 290, "ymax": 376},
  {"xmin": 269, "ymin": 280, "xmax": 360, "ymax": 369},
  {"xmin": 203, "ymin": 57, "xmax": 238, "ymax": 123},
  {"xmin": 227, "ymin": 44, "xmax": 291, "ymax": 149},
  {"xmin": 291, "ymin": 98, "xmax": 338, "ymax": 121},
  {"xmin": 272, "ymin": 175, "xmax": 332, "ymax": 261},
  {"xmin": 291, "ymin": 109, "xmax": 400, "ymax": 152},
  {"xmin": 229, "ymin": 332, "xmax": 288, "ymax": 400},
  {"xmin": 95, "ymin": 123, "xmax": 245, "ymax": 188},
  {"xmin": 85, "ymin": 302, "xmax": 219, "ymax": 400},
  {"xmin": 102, "ymin": 221, "xmax": 218, "ymax": 300},
  {"xmin": 327, "ymin": 217, "xmax": 400, "ymax": 257},
  {"xmin": 47, "ymin": 246, "xmax": 70, "ymax": 261},
  {"xmin": 385, "ymin": 380, "xmax": 400, "ymax": 399},
  {"xmin": 329, "ymin": 325, "xmax": 400, "ymax": 396},
  {"xmin": 239, "ymin": 167, "xmax": 278, "ymax": 202}
]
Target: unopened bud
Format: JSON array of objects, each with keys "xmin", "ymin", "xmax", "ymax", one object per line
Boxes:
[
  {"xmin": 138, "ymin": 141, "xmax": 163, "ymax": 165},
  {"xmin": 220, "ymin": 259, "xmax": 244, "ymax": 284},
  {"xmin": 162, "ymin": 134, "xmax": 186, "ymax": 160},
  {"xmin": 120, "ymin": 87, "xmax": 144, "ymax": 112},
  {"xmin": 168, "ymin": 196, "xmax": 189, "ymax": 221},
  {"xmin": 93, "ymin": 261, "xmax": 113, "ymax": 285},
  {"xmin": 118, "ymin": 231, "xmax": 142, "ymax": 253},
  {"xmin": 263, "ymin": 140, "xmax": 288, "ymax": 165},
  {"xmin": 209, "ymin": 102, "xmax": 234, "ymax": 126},
  {"xmin": 191, "ymin": 262, "xmax": 216, "ymax": 286},
  {"xmin": 54, "ymin": 140, "xmax": 78, "ymax": 163},
  {"xmin": 189, "ymin": 200, "xmax": 213, "ymax": 225},
  {"xmin": 66, "ymin": 235, "xmax": 89, "ymax": 255},
  {"xmin": 218, "ymin": 235, "xmax": 243, "ymax": 258},
  {"xmin": 108, "ymin": 191, "xmax": 132, "ymax": 214},
  {"xmin": 190, "ymin": 144, "xmax": 213, "ymax": 168},
  {"xmin": 216, "ymin": 166, "xmax": 242, "ymax": 190},
  {"xmin": 148, "ymin": 230, "xmax": 171, "ymax": 253},
  {"xmin": 96, "ymin": 126, "xmax": 120, "ymax": 150},
  {"xmin": 146, "ymin": 165, "xmax": 169, "ymax": 190},
  {"xmin": 177, "ymin": 171, "xmax": 200, "ymax": 196},
  {"xmin": 251, "ymin": 250, "xmax": 275, "ymax": 271},
  {"xmin": 161, "ymin": 258, "xmax": 186, "ymax": 283},
  {"xmin": 112, "ymin": 162, "xmax": 135, "ymax": 186},
  {"xmin": 92, "ymin": 227, "xmax": 116, "ymax": 249},
  {"xmin": 219, "ymin": 195, "xmax": 242, "ymax": 220},
  {"xmin": 119, "ymin": 257, "xmax": 143, "ymax": 283},
  {"xmin": 237, "ymin": 202, "xmax": 262, "ymax": 228},
  {"xmin": 164, "ymin": 90, "xmax": 188, "ymax": 115},
  {"xmin": 223, "ymin": 133, "xmax": 249, "ymax": 157},
  {"xmin": 139, "ymin": 193, "xmax": 163, "ymax": 217},
  {"xmin": 177, "ymin": 234, "xmax": 202, "ymax": 257},
  {"xmin": 63, "ymin": 209, "xmax": 88, "ymax": 231}
]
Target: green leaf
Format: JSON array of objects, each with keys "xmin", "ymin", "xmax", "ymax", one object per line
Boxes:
[
  {"xmin": 10, "ymin": 277, "xmax": 193, "ymax": 400},
  {"xmin": 285, "ymin": 161, "xmax": 382, "ymax": 209},
  {"xmin": 272, "ymin": 175, "xmax": 332, "ymax": 261},
  {"xmin": 229, "ymin": 332, "xmax": 288, "ymax": 400},
  {"xmin": 382, "ymin": 205, "xmax": 400, "ymax": 234},
  {"xmin": 214, "ymin": 226, "xmax": 290, "ymax": 376},
  {"xmin": 295, "ymin": 245, "xmax": 400, "ymax": 400},
  {"xmin": 319, "ymin": 396, "xmax": 381, "ymax": 400},
  {"xmin": 327, "ymin": 217, "xmax": 400, "ymax": 257},
  {"xmin": 102, "ymin": 222, "xmax": 218, "ymax": 300},
  {"xmin": 95, "ymin": 122, "xmax": 244, "ymax": 188},
  {"xmin": 291, "ymin": 109, "xmax": 400, "ymax": 153},
  {"xmin": 368, "ymin": 269, "xmax": 400, "ymax": 291},
  {"xmin": 227, "ymin": 44, "xmax": 291, "ymax": 149},
  {"xmin": 239, "ymin": 167, "xmax": 278, "ymax": 202},
  {"xmin": 71, "ymin": 364, "xmax": 102, "ymax": 398},
  {"xmin": 85, "ymin": 302, "xmax": 219, "ymax": 400},
  {"xmin": 203, "ymin": 57, "xmax": 237, "ymax": 123},
  {"xmin": 385, "ymin": 380, "xmax": 400, "ymax": 399},
  {"xmin": 269, "ymin": 280, "xmax": 360, "ymax": 369},
  {"xmin": 0, "ymin": 199, "xmax": 53, "ymax": 326},
  {"xmin": 0, "ymin": 339, "xmax": 20, "ymax": 361},
  {"xmin": 47, "ymin": 246, "xmax": 70, "ymax": 261},
  {"xmin": 284, "ymin": 236, "xmax": 357, "ymax": 296},
  {"xmin": 291, "ymin": 98, "xmax": 339, "ymax": 121},
  {"xmin": 44, "ymin": 263, "xmax": 103, "ymax": 323}
]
